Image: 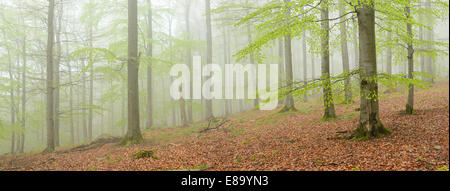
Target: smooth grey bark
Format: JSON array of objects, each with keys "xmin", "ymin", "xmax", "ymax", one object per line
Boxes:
[
  {"xmin": 281, "ymin": 0, "xmax": 296, "ymax": 112},
  {"xmin": 405, "ymin": 5, "xmax": 414, "ymax": 114},
  {"xmin": 121, "ymin": 0, "xmax": 143, "ymax": 145},
  {"xmin": 44, "ymin": 0, "xmax": 55, "ymax": 153},
  {"xmin": 320, "ymin": 2, "xmax": 336, "ymax": 120},
  {"xmin": 350, "ymin": 1, "xmax": 391, "ymax": 139},
  {"xmin": 146, "ymin": 0, "xmax": 154, "ymax": 129},
  {"xmin": 339, "ymin": 0, "xmax": 352, "ymax": 104},
  {"xmin": 204, "ymin": 0, "xmax": 214, "ymax": 119}
]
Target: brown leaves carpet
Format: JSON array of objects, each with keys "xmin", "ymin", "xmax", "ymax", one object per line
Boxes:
[{"xmin": 1, "ymin": 81, "xmax": 448, "ymax": 171}]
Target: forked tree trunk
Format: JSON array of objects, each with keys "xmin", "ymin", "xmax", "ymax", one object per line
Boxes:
[
  {"xmin": 349, "ymin": 1, "xmax": 391, "ymax": 140},
  {"xmin": 320, "ymin": 1, "xmax": 336, "ymax": 120}
]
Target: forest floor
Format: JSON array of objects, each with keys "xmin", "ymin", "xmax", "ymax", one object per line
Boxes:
[{"xmin": 0, "ymin": 81, "xmax": 448, "ymax": 171}]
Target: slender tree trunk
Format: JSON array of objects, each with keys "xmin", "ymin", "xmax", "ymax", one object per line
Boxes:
[
  {"xmin": 405, "ymin": 4, "xmax": 414, "ymax": 114},
  {"xmin": 20, "ymin": 36, "xmax": 26, "ymax": 153},
  {"xmin": 66, "ymin": 33, "xmax": 74, "ymax": 145},
  {"xmin": 145, "ymin": 0, "xmax": 154, "ymax": 129},
  {"xmin": 339, "ymin": 0, "xmax": 352, "ymax": 104},
  {"xmin": 54, "ymin": 2, "xmax": 62, "ymax": 147},
  {"xmin": 121, "ymin": 0, "xmax": 143, "ymax": 145},
  {"xmin": 88, "ymin": 27, "xmax": 94, "ymax": 141},
  {"xmin": 281, "ymin": 0, "xmax": 296, "ymax": 112},
  {"xmin": 425, "ymin": 0, "xmax": 434, "ymax": 83},
  {"xmin": 302, "ymin": 31, "xmax": 308, "ymax": 102},
  {"xmin": 7, "ymin": 46, "xmax": 16, "ymax": 154},
  {"xmin": 185, "ymin": 0, "xmax": 193, "ymax": 122},
  {"xmin": 350, "ymin": 1, "xmax": 391, "ymax": 140},
  {"xmin": 82, "ymin": 59, "xmax": 87, "ymax": 142},
  {"xmin": 44, "ymin": 0, "xmax": 55, "ymax": 153},
  {"xmin": 278, "ymin": 38, "xmax": 285, "ymax": 105},
  {"xmin": 320, "ymin": 1, "xmax": 336, "ymax": 120},
  {"xmin": 204, "ymin": 0, "xmax": 214, "ymax": 119}
]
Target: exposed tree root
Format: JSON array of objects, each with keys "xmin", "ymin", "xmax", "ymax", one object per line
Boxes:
[{"xmin": 57, "ymin": 136, "xmax": 121, "ymax": 153}]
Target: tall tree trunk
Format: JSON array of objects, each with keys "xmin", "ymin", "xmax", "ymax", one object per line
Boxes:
[
  {"xmin": 204, "ymin": 0, "xmax": 214, "ymax": 119},
  {"xmin": 339, "ymin": 0, "xmax": 352, "ymax": 104},
  {"xmin": 425, "ymin": 0, "xmax": 434, "ymax": 83},
  {"xmin": 320, "ymin": 1, "xmax": 336, "ymax": 120},
  {"xmin": 20, "ymin": 35, "xmax": 27, "ymax": 153},
  {"xmin": 121, "ymin": 0, "xmax": 143, "ymax": 145},
  {"xmin": 302, "ymin": 32, "xmax": 308, "ymax": 102},
  {"xmin": 65, "ymin": 33, "xmax": 74, "ymax": 145},
  {"xmin": 44, "ymin": 0, "xmax": 55, "ymax": 153},
  {"xmin": 405, "ymin": 4, "xmax": 414, "ymax": 114},
  {"xmin": 7, "ymin": 46, "xmax": 16, "ymax": 154},
  {"xmin": 278, "ymin": 38, "xmax": 285, "ymax": 105},
  {"xmin": 145, "ymin": 0, "xmax": 154, "ymax": 129},
  {"xmin": 185, "ymin": 0, "xmax": 193, "ymax": 122},
  {"xmin": 350, "ymin": 1, "xmax": 391, "ymax": 140},
  {"xmin": 281, "ymin": 0, "xmax": 296, "ymax": 112},
  {"xmin": 88, "ymin": 26, "xmax": 94, "ymax": 141},
  {"xmin": 54, "ymin": 2, "xmax": 62, "ymax": 147},
  {"xmin": 82, "ymin": 59, "xmax": 87, "ymax": 141}
]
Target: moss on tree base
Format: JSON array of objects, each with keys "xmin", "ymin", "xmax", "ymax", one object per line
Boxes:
[
  {"xmin": 118, "ymin": 133, "xmax": 143, "ymax": 146},
  {"xmin": 322, "ymin": 113, "xmax": 336, "ymax": 121},
  {"xmin": 349, "ymin": 123, "xmax": 392, "ymax": 141},
  {"xmin": 405, "ymin": 103, "xmax": 414, "ymax": 115},
  {"xmin": 279, "ymin": 105, "xmax": 297, "ymax": 113}
]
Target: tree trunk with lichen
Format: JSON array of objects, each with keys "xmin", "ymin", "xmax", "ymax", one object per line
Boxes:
[{"xmin": 349, "ymin": 2, "xmax": 391, "ymax": 140}]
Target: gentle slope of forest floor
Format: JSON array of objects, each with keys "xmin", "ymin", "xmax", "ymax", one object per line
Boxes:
[{"xmin": 1, "ymin": 81, "xmax": 448, "ymax": 171}]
